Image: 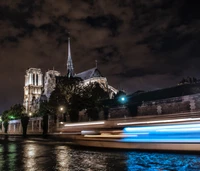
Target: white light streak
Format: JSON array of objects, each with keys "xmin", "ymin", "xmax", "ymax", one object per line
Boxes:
[
  {"xmin": 117, "ymin": 117, "xmax": 200, "ymax": 126},
  {"xmin": 64, "ymin": 121, "xmax": 105, "ymax": 127}
]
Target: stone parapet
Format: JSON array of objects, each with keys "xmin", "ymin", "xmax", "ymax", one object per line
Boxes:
[{"xmin": 137, "ymin": 93, "xmax": 200, "ymax": 115}]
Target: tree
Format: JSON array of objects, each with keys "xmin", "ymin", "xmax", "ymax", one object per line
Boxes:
[
  {"xmin": 68, "ymin": 94, "xmax": 84, "ymax": 122},
  {"xmin": 51, "ymin": 76, "xmax": 83, "ymax": 122},
  {"xmin": 82, "ymin": 83, "xmax": 109, "ymax": 121},
  {"xmin": 49, "ymin": 77, "xmax": 109, "ymax": 122},
  {"xmin": 10, "ymin": 104, "xmax": 25, "ymax": 119},
  {"xmin": 1, "ymin": 110, "xmax": 9, "ymax": 133},
  {"xmin": 38, "ymin": 100, "xmax": 53, "ymax": 137},
  {"xmin": 10, "ymin": 104, "xmax": 29, "ymax": 137},
  {"xmin": 1, "ymin": 104, "xmax": 28, "ymax": 136}
]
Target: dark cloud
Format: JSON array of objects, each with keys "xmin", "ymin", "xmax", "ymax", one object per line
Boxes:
[
  {"xmin": 115, "ymin": 67, "xmax": 182, "ymax": 78},
  {"xmin": 1, "ymin": 0, "xmax": 200, "ymax": 113},
  {"xmin": 85, "ymin": 14, "xmax": 123, "ymax": 36}
]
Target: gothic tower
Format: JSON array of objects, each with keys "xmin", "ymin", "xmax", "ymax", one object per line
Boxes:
[
  {"xmin": 23, "ymin": 68, "xmax": 43, "ymax": 113},
  {"xmin": 44, "ymin": 69, "xmax": 61, "ymax": 99},
  {"xmin": 67, "ymin": 37, "xmax": 74, "ymax": 78}
]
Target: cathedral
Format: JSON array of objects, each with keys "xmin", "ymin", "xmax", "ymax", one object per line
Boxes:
[{"xmin": 23, "ymin": 37, "xmax": 118, "ymax": 113}]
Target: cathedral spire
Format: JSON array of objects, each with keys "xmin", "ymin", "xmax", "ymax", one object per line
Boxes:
[
  {"xmin": 67, "ymin": 36, "xmax": 74, "ymax": 78},
  {"xmin": 95, "ymin": 60, "xmax": 98, "ymax": 68}
]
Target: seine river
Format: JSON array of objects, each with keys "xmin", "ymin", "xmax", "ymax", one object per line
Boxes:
[{"xmin": 0, "ymin": 136, "xmax": 200, "ymax": 171}]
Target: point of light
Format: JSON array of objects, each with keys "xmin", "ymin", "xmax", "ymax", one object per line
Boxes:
[{"xmin": 9, "ymin": 116, "xmax": 15, "ymax": 119}]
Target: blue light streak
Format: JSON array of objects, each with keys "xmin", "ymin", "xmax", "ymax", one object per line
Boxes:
[{"xmin": 121, "ymin": 122, "xmax": 200, "ymax": 143}]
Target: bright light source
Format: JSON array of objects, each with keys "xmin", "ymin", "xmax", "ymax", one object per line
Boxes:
[
  {"xmin": 121, "ymin": 97, "xmax": 125, "ymax": 101},
  {"xmin": 9, "ymin": 116, "xmax": 15, "ymax": 119},
  {"xmin": 60, "ymin": 107, "xmax": 63, "ymax": 111},
  {"xmin": 29, "ymin": 112, "xmax": 32, "ymax": 116},
  {"xmin": 119, "ymin": 95, "xmax": 127, "ymax": 103}
]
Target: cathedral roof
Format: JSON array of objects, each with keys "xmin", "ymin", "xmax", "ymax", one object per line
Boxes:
[{"xmin": 75, "ymin": 67, "xmax": 103, "ymax": 80}]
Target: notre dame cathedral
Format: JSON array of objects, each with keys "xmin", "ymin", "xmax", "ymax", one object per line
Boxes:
[{"xmin": 23, "ymin": 37, "xmax": 118, "ymax": 113}]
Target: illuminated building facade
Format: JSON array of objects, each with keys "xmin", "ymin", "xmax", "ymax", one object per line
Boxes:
[
  {"xmin": 23, "ymin": 37, "xmax": 118, "ymax": 113},
  {"xmin": 23, "ymin": 68, "xmax": 43, "ymax": 113},
  {"xmin": 65, "ymin": 37, "xmax": 118, "ymax": 98},
  {"xmin": 44, "ymin": 70, "xmax": 61, "ymax": 99}
]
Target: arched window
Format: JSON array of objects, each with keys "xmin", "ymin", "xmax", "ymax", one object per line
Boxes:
[
  {"xmin": 33, "ymin": 74, "xmax": 35, "ymax": 85},
  {"xmin": 36, "ymin": 74, "xmax": 38, "ymax": 85}
]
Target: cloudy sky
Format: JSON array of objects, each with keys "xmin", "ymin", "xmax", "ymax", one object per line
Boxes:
[{"xmin": 0, "ymin": 0, "xmax": 200, "ymax": 113}]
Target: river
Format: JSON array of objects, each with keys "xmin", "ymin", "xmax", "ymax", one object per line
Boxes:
[{"xmin": 0, "ymin": 136, "xmax": 200, "ymax": 171}]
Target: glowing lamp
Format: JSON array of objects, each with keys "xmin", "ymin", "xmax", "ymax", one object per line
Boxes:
[
  {"xmin": 9, "ymin": 116, "xmax": 15, "ymax": 119},
  {"xmin": 119, "ymin": 96, "xmax": 127, "ymax": 104}
]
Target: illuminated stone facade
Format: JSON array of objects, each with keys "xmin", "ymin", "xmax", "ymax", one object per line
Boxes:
[
  {"xmin": 75, "ymin": 68, "xmax": 118, "ymax": 98},
  {"xmin": 44, "ymin": 70, "xmax": 61, "ymax": 99},
  {"xmin": 23, "ymin": 68, "xmax": 43, "ymax": 113}
]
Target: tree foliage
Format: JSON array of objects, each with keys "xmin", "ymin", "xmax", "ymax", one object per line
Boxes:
[
  {"xmin": 42, "ymin": 75, "xmax": 109, "ymax": 122},
  {"xmin": 1, "ymin": 104, "xmax": 26, "ymax": 134},
  {"xmin": 80, "ymin": 82, "xmax": 109, "ymax": 121},
  {"xmin": 1, "ymin": 104, "xmax": 25, "ymax": 121}
]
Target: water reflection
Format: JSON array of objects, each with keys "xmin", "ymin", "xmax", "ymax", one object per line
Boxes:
[
  {"xmin": 23, "ymin": 144, "xmax": 37, "ymax": 171},
  {"xmin": 0, "ymin": 138, "xmax": 200, "ymax": 171},
  {"xmin": 126, "ymin": 151, "xmax": 200, "ymax": 171},
  {"xmin": 54, "ymin": 146, "xmax": 109, "ymax": 171},
  {"xmin": 23, "ymin": 141, "xmax": 56, "ymax": 171},
  {"xmin": 0, "ymin": 143, "xmax": 17, "ymax": 171},
  {"xmin": 55, "ymin": 146, "xmax": 70, "ymax": 170}
]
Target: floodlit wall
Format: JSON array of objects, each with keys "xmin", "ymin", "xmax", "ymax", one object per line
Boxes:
[{"xmin": 137, "ymin": 94, "xmax": 200, "ymax": 115}]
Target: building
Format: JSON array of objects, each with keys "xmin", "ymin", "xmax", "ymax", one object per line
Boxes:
[
  {"xmin": 23, "ymin": 68, "xmax": 43, "ymax": 113},
  {"xmin": 44, "ymin": 70, "xmax": 61, "ymax": 99},
  {"xmin": 108, "ymin": 82, "xmax": 200, "ymax": 118},
  {"xmin": 23, "ymin": 37, "xmax": 118, "ymax": 113}
]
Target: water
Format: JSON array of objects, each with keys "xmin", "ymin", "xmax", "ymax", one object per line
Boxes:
[{"xmin": 0, "ymin": 136, "xmax": 200, "ymax": 171}]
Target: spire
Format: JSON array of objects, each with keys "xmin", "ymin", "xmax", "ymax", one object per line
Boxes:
[
  {"xmin": 67, "ymin": 36, "xmax": 74, "ymax": 78},
  {"xmin": 95, "ymin": 60, "xmax": 98, "ymax": 68}
]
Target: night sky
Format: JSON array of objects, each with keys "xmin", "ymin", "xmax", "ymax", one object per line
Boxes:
[{"xmin": 1, "ymin": 0, "xmax": 200, "ymax": 113}]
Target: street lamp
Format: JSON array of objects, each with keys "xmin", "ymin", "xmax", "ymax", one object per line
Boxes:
[
  {"xmin": 119, "ymin": 95, "xmax": 127, "ymax": 104},
  {"xmin": 59, "ymin": 106, "xmax": 66, "ymax": 122},
  {"xmin": 118, "ymin": 95, "xmax": 127, "ymax": 119},
  {"xmin": 9, "ymin": 115, "xmax": 15, "ymax": 120},
  {"xmin": 121, "ymin": 97, "xmax": 125, "ymax": 102}
]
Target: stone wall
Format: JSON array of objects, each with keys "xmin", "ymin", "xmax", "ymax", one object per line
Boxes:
[
  {"xmin": 109, "ymin": 107, "xmax": 130, "ymax": 119},
  {"xmin": 0, "ymin": 117, "xmax": 45, "ymax": 134},
  {"xmin": 138, "ymin": 93, "xmax": 200, "ymax": 115}
]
